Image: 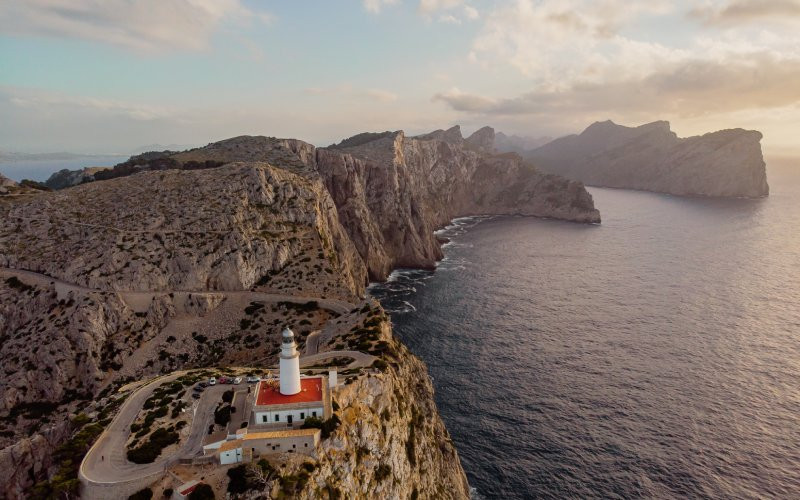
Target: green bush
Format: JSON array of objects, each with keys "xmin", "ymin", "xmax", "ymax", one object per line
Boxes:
[
  {"xmin": 126, "ymin": 428, "xmax": 179, "ymax": 464},
  {"xmin": 226, "ymin": 465, "xmax": 250, "ymax": 494},
  {"xmin": 375, "ymin": 464, "xmax": 391, "ymax": 482},
  {"xmin": 214, "ymin": 405, "xmax": 231, "ymax": 426},
  {"xmin": 188, "ymin": 483, "xmax": 215, "ymax": 499},
  {"xmin": 301, "ymin": 414, "xmax": 340, "ymax": 439},
  {"xmin": 221, "ymin": 389, "xmax": 234, "ymax": 403},
  {"xmin": 128, "ymin": 487, "xmax": 153, "ymax": 500}
]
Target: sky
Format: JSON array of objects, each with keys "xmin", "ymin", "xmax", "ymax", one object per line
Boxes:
[{"xmin": 1, "ymin": 0, "xmax": 799, "ymax": 155}]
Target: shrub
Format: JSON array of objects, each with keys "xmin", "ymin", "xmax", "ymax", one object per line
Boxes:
[
  {"xmin": 301, "ymin": 414, "xmax": 340, "ymax": 439},
  {"xmin": 214, "ymin": 405, "xmax": 231, "ymax": 426},
  {"xmin": 375, "ymin": 464, "xmax": 391, "ymax": 482},
  {"xmin": 128, "ymin": 487, "xmax": 153, "ymax": 500},
  {"xmin": 221, "ymin": 389, "xmax": 234, "ymax": 403},
  {"xmin": 227, "ymin": 465, "xmax": 250, "ymax": 494},
  {"xmin": 188, "ymin": 483, "xmax": 215, "ymax": 499},
  {"xmin": 126, "ymin": 428, "xmax": 179, "ymax": 464}
]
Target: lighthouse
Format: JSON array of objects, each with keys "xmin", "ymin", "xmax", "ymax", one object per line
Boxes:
[{"xmin": 279, "ymin": 327, "xmax": 301, "ymax": 395}]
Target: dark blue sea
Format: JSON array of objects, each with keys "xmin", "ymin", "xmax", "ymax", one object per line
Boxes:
[{"xmin": 369, "ymin": 159, "xmax": 800, "ymax": 499}]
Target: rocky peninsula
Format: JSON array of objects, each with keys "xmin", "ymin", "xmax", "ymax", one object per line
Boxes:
[
  {"xmin": 520, "ymin": 120, "xmax": 769, "ymax": 198},
  {"xmin": 0, "ymin": 129, "xmax": 599, "ymax": 499}
]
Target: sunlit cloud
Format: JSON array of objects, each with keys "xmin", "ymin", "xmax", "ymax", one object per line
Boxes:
[
  {"xmin": 690, "ymin": 0, "xmax": 800, "ymax": 26},
  {"xmin": 363, "ymin": 0, "xmax": 401, "ymax": 14},
  {"xmin": 0, "ymin": 0, "xmax": 271, "ymax": 52}
]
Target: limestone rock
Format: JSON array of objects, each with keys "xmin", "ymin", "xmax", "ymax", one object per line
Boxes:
[
  {"xmin": 523, "ymin": 120, "xmax": 769, "ymax": 198},
  {"xmin": 44, "ymin": 167, "xmax": 109, "ymax": 190},
  {"xmin": 414, "ymin": 125, "xmax": 464, "ymax": 145},
  {"xmin": 465, "ymin": 126, "xmax": 495, "ymax": 153},
  {"xmin": 316, "ymin": 130, "xmax": 600, "ymax": 280}
]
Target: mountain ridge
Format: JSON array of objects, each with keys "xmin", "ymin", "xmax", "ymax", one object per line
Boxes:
[{"xmin": 514, "ymin": 120, "xmax": 769, "ymax": 198}]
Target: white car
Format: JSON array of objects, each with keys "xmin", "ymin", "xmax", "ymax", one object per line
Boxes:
[
  {"xmin": 208, "ymin": 377, "xmax": 217, "ymax": 386},
  {"xmin": 246, "ymin": 376, "xmax": 260, "ymax": 383},
  {"xmin": 233, "ymin": 377, "xmax": 243, "ymax": 384}
]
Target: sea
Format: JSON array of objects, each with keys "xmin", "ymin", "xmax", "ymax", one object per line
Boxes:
[
  {"xmin": 0, "ymin": 156, "xmax": 128, "ymax": 183},
  {"xmin": 369, "ymin": 158, "xmax": 800, "ymax": 499}
]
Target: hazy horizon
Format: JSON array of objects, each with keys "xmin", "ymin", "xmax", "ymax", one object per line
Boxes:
[{"xmin": 2, "ymin": 0, "xmax": 800, "ymax": 156}]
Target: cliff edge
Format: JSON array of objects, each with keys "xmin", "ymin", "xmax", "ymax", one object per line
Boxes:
[{"xmin": 522, "ymin": 120, "xmax": 769, "ymax": 198}]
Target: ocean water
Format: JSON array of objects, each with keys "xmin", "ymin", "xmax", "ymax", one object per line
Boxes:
[
  {"xmin": 0, "ymin": 156, "xmax": 128, "ymax": 182},
  {"xmin": 369, "ymin": 160, "xmax": 800, "ymax": 499}
]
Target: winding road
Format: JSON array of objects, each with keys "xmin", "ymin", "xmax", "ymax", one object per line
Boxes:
[
  {"xmin": 0, "ymin": 267, "xmax": 353, "ymax": 315},
  {"xmin": 79, "ymin": 348, "xmax": 376, "ymax": 498}
]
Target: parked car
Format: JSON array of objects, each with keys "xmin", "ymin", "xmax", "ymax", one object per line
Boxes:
[
  {"xmin": 199, "ymin": 382, "xmax": 208, "ymax": 388},
  {"xmin": 208, "ymin": 377, "xmax": 216, "ymax": 386},
  {"xmin": 193, "ymin": 386, "xmax": 204, "ymax": 392},
  {"xmin": 192, "ymin": 393, "xmax": 201, "ymax": 399},
  {"xmin": 246, "ymin": 376, "xmax": 260, "ymax": 383},
  {"xmin": 233, "ymin": 377, "xmax": 243, "ymax": 384},
  {"xmin": 218, "ymin": 377, "xmax": 230, "ymax": 384}
]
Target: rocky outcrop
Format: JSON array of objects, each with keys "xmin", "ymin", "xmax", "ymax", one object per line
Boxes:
[
  {"xmin": 0, "ymin": 129, "xmax": 598, "ymax": 498},
  {"xmin": 522, "ymin": 120, "xmax": 769, "ymax": 198},
  {"xmin": 414, "ymin": 125, "xmax": 464, "ymax": 145},
  {"xmin": 464, "ymin": 126, "xmax": 496, "ymax": 153},
  {"xmin": 280, "ymin": 312, "xmax": 469, "ymax": 499},
  {"xmin": 1, "ymin": 163, "xmax": 366, "ymax": 297},
  {"xmin": 315, "ymin": 129, "xmax": 600, "ymax": 279},
  {"xmin": 494, "ymin": 132, "xmax": 552, "ymax": 154},
  {"xmin": 0, "ymin": 173, "xmax": 15, "ymax": 195},
  {"xmin": 44, "ymin": 167, "xmax": 109, "ymax": 190}
]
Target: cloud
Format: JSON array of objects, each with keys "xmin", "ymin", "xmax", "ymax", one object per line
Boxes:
[
  {"xmin": 471, "ymin": 0, "xmax": 676, "ymax": 82},
  {"xmin": 363, "ymin": 0, "xmax": 401, "ymax": 14},
  {"xmin": 419, "ymin": 0, "xmax": 465, "ymax": 14},
  {"xmin": 5, "ymin": 86, "xmax": 171, "ymax": 121},
  {"xmin": 418, "ymin": 0, "xmax": 479, "ymax": 22},
  {"xmin": 0, "ymin": 0, "xmax": 270, "ymax": 52},
  {"xmin": 690, "ymin": 0, "xmax": 800, "ymax": 26},
  {"xmin": 434, "ymin": 54, "xmax": 800, "ymax": 118}
]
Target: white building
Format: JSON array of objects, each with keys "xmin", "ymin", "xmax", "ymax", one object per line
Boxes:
[
  {"xmin": 207, "ymin": 327, "xmax": 333, "ymax": 465},
  {"xmin": 218, "ymin": 429, "xmax": 321, "ymax": 464},
  {"xmin": 252, "ymin": 328, "xmax": 329, "ymax": 427}
]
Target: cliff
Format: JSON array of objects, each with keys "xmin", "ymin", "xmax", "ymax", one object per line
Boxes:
[
  {"xmin": 316, "ymin": 127, "xmax": 600, "ymax": 279},
  {"xmin": 522, "ymin": 120, "xmax": 769, "ymax": 198},
  {"xmin": 0, "ymin": 173, "xmax": 16, "ymax": 194},
  {"xmin": 0, "ymin": 157, "xmax": 468, "ymax": 499},
  {"xmin": 44, "ymin": 167, "xmax": 110, "ymax": 190},
  {"xmin": 0, "ymin": 129, "xmax": 599, "ymax": 498},
  {"xmin": 268, "ymin": 308, "xmax": 469, "ymax": 499}
]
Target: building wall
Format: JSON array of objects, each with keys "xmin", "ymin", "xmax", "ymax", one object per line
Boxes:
[
  {"xmin": 217, "ymin": 434, "xmax": 319, "ymax": 464},
  {"xmin": 220, "ymin": 448, "xmax": 242, "ymax": 465},
  {"xmin": 246, "ymin": 434, "xmax": 319, "ymax": 457},
  {"xmin": 254, "ymin": 406, "xmax": 324, "ymax": 425}
]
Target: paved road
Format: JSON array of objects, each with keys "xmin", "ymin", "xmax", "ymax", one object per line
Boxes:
[
  {"xmin": 81, "ymin": 351, "xmax": 374, "ymax": 486},
  {"xmin": 299, "ymin": 350, "xmax": 376, "ymax": 370},
  {"xmin": 0, "ymin": 267, "xmax": 353, "ymax": 315},
  {"xmin": 305, "ymin": 330, "xmax": 322, "ymax": 355},
  {"xmin": 80, "ymin": 372, "xmax": 221, "ymax": 485}
]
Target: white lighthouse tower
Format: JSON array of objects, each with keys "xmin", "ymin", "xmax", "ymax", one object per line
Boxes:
[{"xmin": 279, "ymin": 327, "xmax": 301, "ymax": 395}]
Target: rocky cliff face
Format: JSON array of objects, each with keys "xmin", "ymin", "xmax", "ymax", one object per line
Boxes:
[
  {"xmin": 276, "ymin": 312, "xmax": 469, "ymax": 499},
  {"xmin": 44, "ymin": 167, "xmax": 109, "ymax": 190},
  {"xmin": 0, "ymin": 129, "xmax": 599, "ymax": 498},
  {"xmin": 1, "ymin": 163, "xmax": 365, "ymax": 296},
  {"xmin": 522, "ymin": 120, "xmax": 769, "ymax": 198},
  {"xmin": 315, "ymin": 128, "xmax": 600, "ymax": 280}
]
